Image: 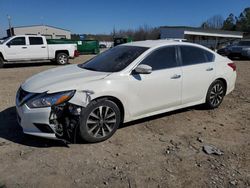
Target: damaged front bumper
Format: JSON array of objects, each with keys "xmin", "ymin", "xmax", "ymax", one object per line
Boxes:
[
  {"xmin": 15, "ymin": 89, "xmax": 94, "ymax": 142},
  {"xmin": 16, "ymin": 103, "xmax": 57, "ymax": 139}
]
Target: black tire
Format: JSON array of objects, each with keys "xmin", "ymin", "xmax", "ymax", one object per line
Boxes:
[
  {"xmin": 205, "ymin": 80, "xmax": 226, "ymax": 109},
  {"xmin": 79, "ymin": 99, "xmax": 121, "ymax": 143},
  {"xmin": 56, "ymin": 53, "xmax": 69, "ymax": 65},
  {"xmin": 0, "ymin": 57, "xmax": 4, "ymax": 68}
]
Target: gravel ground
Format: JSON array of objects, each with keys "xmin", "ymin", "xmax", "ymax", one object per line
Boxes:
[{"xmin": 0, "ymin": 56, "xmax": 249, "ymax": 188}]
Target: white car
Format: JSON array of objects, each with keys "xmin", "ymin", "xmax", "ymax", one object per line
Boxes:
[
  {"xmin": 16, "ymin": 40, "xmax": 236, "ymax": 143},
  {"xmin": 0, "ymin": 35, "xmax": 77, "ymax": 67}
]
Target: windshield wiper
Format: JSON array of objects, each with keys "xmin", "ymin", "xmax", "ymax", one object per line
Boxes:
[{"xmin": 83, "ymin": 67, "xmax": 98, "ymax": 71}]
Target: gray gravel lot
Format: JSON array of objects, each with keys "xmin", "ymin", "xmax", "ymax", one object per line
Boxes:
[{"xmin": 0, "ymin": 56, "xmax": 249, "ymax": 188}]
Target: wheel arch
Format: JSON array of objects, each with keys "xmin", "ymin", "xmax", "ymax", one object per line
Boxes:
[
  {"xmin": 91, "ymin": 95, "xmax": 125, "ymax": 123},
  {"xmin": 0, "ymin": 52, "xmax": 5, "ymax": 60},
  {"xmin": 215, "ymin": 78, "xmax": 227, "ymax": 94},
  {"xmin": 55, "ymin": 50, "xmax": 69, "ymax": 57}
]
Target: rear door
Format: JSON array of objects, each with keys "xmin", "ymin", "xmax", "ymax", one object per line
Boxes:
[
  {"xmin": 128, "ymin": 46, "xmax": 182, "ymax": 117},
  {"xmin": 28, "ymin": 36, "xmax": 48, "ymax": 60},
  {"xmin": 179, "ymin": 45, "xmax": 215, "ymax": 104}
]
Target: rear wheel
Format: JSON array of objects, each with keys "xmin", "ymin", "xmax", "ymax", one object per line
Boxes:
[
  {"xmin": 0, "ymin": 57, "xmax": 4, "ymax": 68},
  {"xmin": 56, "ymin": 53, "xmax": 69, "ymax": 65},
  {"xmin": 205, "ymin": 80, "xmax": 226, "ymax": 109},
  {"xmin": 79, "ymin": 99, "xmax": 121, "ymax": 142}
]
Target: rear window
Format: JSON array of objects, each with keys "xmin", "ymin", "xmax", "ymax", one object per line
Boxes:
[
  {"xmin": 180, "ymin": 46, "xmax": 214, "ymax": 66},
  {"xmin": 29, "ymin": 37, "xmax": 43, "ymax": 45}
]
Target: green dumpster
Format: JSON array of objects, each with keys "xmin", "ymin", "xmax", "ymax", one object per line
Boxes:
[{"xmin": 47, "ymin": 39, "xmax": 100, "ymax": 54}]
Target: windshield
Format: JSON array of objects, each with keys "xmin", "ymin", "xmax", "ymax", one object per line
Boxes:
[{"xmin": 79, "ymin": 45, "xmax": 148, "ymax": 72}]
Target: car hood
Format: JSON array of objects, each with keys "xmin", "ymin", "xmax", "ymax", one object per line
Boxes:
[{"xmin": 21, "ymin": 65, "xmax": 110, "ymax": 93}]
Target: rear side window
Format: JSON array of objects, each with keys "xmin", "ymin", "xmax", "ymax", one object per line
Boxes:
[
  {"xmin": 140, "ymin": 46, "xmax": 178, "ymax": 70},
  {"xmin": 8, "ymin": 37, "xmax": 26, "ymax": 45},
  {"xmin": 180, "ymin": 46, "xmax": 214, "ymax": 66},
  {"xmin": 29, "ymin": 37, "xmax": 43, "ymax": 45}
]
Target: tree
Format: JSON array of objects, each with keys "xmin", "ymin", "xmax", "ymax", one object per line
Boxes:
[
  {"xmin": 201, "ymin": 15, "xmax": 224, "ymax": 29},
  {"xmin": 222, "ymin": 13, "xmax": 236, "ymax": 30},
  {"xmin": 236, "ymin": 7, "xmax": 250, "ymax": 32}
]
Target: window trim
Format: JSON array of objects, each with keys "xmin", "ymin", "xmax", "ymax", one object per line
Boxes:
[
  {"xmin": 177, "ymin": 45, "xmax": 215, "ymax": 67},
  {"xmin": 132, "ymin": 45, "xmax": 180, "ymax": 73}
]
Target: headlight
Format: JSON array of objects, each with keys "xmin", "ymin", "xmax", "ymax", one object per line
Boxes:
[{"xmin": 26, "ymin": 90, "xmax": 75, "ymax": 108}]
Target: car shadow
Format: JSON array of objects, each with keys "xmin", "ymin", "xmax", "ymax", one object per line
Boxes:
[
  {"xmin": 0, "ymin": 105, "xmax": 207, "ymax": 147},
  {"xmin": 0, "ymin": 106, "xmax": 67, "ymax": 147}
]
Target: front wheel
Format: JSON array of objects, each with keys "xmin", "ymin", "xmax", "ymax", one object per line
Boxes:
[
  {"xmin": 205, "ymin": 80, "xmax": 226, "ymax": 109},
  {"xmin": 56, "ymin": 53, "xmax": 69, "ymax": 65},
  {"xmin": 79, "ymin": 99, "xmax": 121, "ymax": 142}
]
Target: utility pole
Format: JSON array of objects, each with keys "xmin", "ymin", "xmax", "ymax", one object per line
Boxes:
[{"xmin": 7, "ymin": 15, "xmax": 12, "ymax": 36}]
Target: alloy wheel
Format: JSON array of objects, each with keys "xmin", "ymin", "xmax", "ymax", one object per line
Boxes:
[
  {"xmin": 59, "ymin": 55, "xmax": 67, "ymax": 64},
  {"xmin": 209, "ymin": 83, "xmax": 224, "ymax": 106},
  {"xmin": 86, "ymin": 105, "xmax": 117, "ymax": 138}
]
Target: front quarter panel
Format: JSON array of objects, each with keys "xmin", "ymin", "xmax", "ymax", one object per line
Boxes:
[{"xmin": 68, "ymin": 75, "xmax": 132, "ymax": 122}]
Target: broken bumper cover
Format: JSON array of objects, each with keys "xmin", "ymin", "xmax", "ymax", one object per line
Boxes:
[{"xmin": 16, "ymin": 103, "xmax": 57, "ymax": 139}]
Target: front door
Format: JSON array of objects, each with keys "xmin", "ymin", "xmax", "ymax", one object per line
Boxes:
[
  {"xmin": 4, "ymin": 36, "xmax": 28, "ymax": 61},
  {"xmin": 128, "ymin": 46, "xmax": 182, "ymax": 117}
]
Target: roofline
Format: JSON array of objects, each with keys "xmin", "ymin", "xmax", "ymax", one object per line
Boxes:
[
  {"xmin": 9, "ymin": 25, "xmax": 71, "ymax": 32},
  {"xmin": 160, "ymin": 26, "xmax": 244, "ymax": 35}
]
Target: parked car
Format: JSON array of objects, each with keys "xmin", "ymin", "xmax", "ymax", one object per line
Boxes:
[
  {"xmin": 0, "ymin": 35, "xmax": 78, "ymax": 67},
  {"xmin": 16, "ymin": 40, "xmax": 236, "ymax": 143},
  {"xmin": 226, "ymin": 40, "xmax": 250, "ymax": 59},
  {"xmin": 217, "ymin": 45, "xmax": 232, "ymax": 56},
  {"xmin": 113, "ymin": 37, "xmax": 132, "ymax": 46}
]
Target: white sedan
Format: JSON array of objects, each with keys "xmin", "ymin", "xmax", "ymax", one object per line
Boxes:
[{"xmin": 16, "ymin": 40, "xmax": 236, "ymax": 143}]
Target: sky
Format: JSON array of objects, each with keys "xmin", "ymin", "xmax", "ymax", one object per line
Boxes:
[{"xmin": 0, "ymin": 0, "xmax": 249, "ymax": 37}]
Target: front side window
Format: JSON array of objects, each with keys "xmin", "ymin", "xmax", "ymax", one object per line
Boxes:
[
  {"xmin": 8, "ymin": 37, "xmax": 26, "ymax": 46},
  {"xmin": 140, "ymin": 46, "xmax": 178, "ymax": 70},
  {"xmin": 79, "ymin": 46, "xmax": 148, "ymax": 72},
  {"xmin": 180, "ymin": 46, "xmax": 214, "ymax": 66},
  {"xmin": 29, "ymin": 37, "xmax": 43, "ymax": 45}
]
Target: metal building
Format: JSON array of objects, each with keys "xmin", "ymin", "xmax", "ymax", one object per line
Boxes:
[
  {"xmin": 7, "ymin": 25, "xmax": 71, "ymax": 39},
  {"xmin": 160, "ymin": 26, "xmax": 243, "ymax": 49}
]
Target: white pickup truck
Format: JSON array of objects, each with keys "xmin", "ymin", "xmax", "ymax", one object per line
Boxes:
[{"xmin": 0, "ymin": 35, "xmax": 78, "ymax": 67}]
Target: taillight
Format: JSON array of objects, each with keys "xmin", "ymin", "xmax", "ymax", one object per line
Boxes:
[
  {"xmin": 74, "ymin": 50, "xmax": 80, "ymax": 57},
  {"xmin": 228, "ymin": 62, "xmax": 236, "ymax": 71}
]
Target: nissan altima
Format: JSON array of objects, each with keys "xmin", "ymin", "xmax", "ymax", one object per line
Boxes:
[{"xmin": 16, "ymin": 40, "xmax": 236, "ymax": 143}]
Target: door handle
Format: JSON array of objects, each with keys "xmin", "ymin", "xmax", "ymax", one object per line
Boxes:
[
  {"xmin": 41, "ymin": 46, "xmax": 46, "ymax": 48},
  {"xmin": 171, "ymin": 74, "xmax": 181, "ymax": 79},
  {"xmin": 206, "ymin": 67, "xmax": 213, "ymax": 71},
  {"xmin": 22, "ymin": 47, "xmax": 27, "ymax": 49}
]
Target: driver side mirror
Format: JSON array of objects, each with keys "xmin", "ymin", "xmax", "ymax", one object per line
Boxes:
[
  {"xmin": 133, "ymin": 64, "xmax": 152, "ymax": 74},
  {"xmin": 6, "ymin": 43, "xmax": 11, "ymax": 47}
]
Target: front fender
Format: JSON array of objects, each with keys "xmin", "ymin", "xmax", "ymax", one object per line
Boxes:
[{"xmin": 69, "ymin": 89, "xmax": 131, "ymax": 122}]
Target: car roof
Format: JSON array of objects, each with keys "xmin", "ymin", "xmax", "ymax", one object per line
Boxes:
[{"xmin": 122, "ymin": 39, "xmax": 200, "ymax": 48}]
